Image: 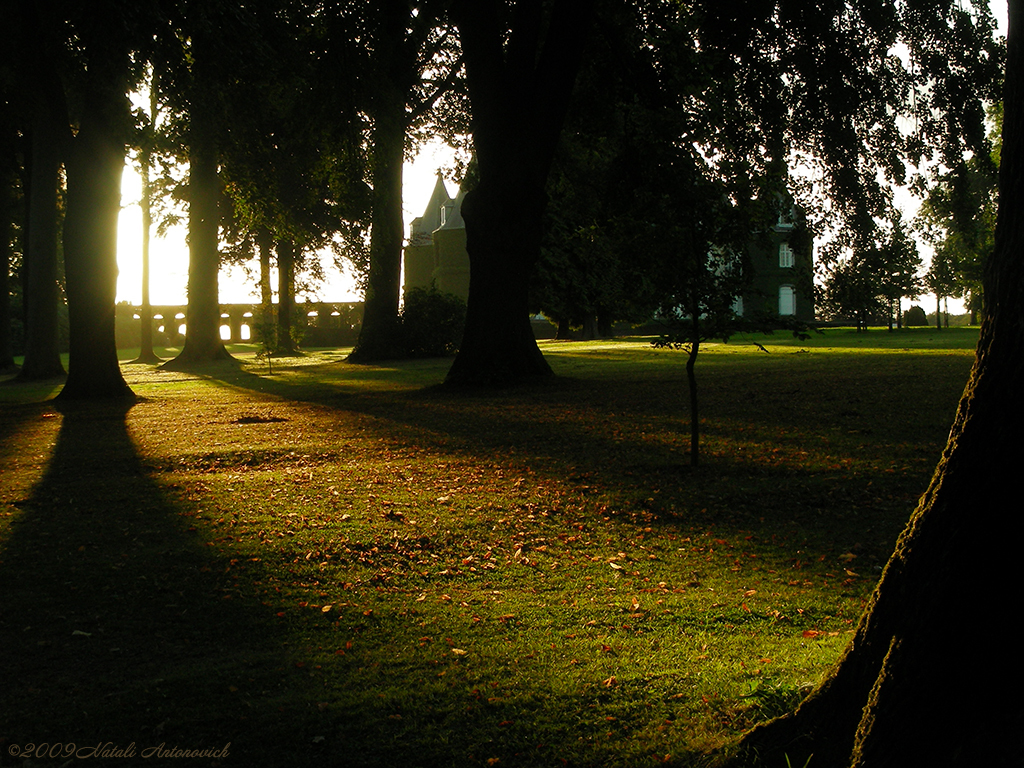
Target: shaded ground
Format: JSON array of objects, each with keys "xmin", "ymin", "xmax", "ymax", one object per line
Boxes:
[{"xmin": 0, "ymin": 332, "xmax": 976, "ymax": 767}]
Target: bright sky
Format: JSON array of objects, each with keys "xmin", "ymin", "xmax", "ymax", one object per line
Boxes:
[{"xmin": 115, "ymin": 138, "xmax": 458, "ymax": 305}]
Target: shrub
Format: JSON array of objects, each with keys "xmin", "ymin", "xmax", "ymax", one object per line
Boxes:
[
  {"xmin": 400, "ymin": 286, "xmax": 466, "ymax": 357},
  {"xmin": 903, "ymin": 304, "xmax": 928, "ymax": 326}
]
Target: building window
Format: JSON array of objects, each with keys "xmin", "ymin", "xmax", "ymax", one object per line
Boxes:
[
  {"xmin": 779, "ymin": 242, "xmax": 794, "ymax": 268},
  {"xmin": 779, "ymin": 285, "xmax": 796, "ymax": 316},
  {"xmin": 440, "ymin": 205, "xmax": 447, "ymax": 226}
]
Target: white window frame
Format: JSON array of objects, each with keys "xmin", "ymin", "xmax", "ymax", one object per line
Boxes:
[
  {"xmin": 779, "ymin": 242, "xmax": 794, "ymax": 268},
  {"xmin": 779, "ymin": 285, "xmax": 796, "ymax": 316}
]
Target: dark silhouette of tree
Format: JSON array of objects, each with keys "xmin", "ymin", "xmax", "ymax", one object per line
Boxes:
[
  {"xmin": 0, "ymin": 108, "xmax": 18, "ymax": 373},
  {"xmin": 216, "ymin": 1, "xmax": 370, "ymax": 357},
  {"xmin": 445, "ymin": 0, "xmax": 596, "ymax": 385},
  {"xmin": 723, "ymin": 4, "xmax": 1021, "ymax": 765},
  {"xmin": 10, "ymin": 1, "xmax": 67, "ymax": 382},
  {"xmin": 917, "ymin": 106, "xmax": 1001, "ymax": 326},
  {"xmin": 129, "ymin": 78, "xmax": 163, "ymax": 365},
  {"xmin": 160, "ymin": 8, "xmax": 237, "ymax": 370},
  {"xmin": 446, "ymin": 0, "xmax": 1001, "ymax": 384},
  {"xmin": 821, "ymin": 213, "xmax": 924, "ymax": 331},
  {"xmin": 348, "ymin": 0, "xmax": 465, "ymax": 362},
  {"xmin": 57, "ymin": 13, "xmax": 135, "ymax": 400}
]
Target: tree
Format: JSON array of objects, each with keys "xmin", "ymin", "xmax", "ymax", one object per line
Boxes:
[
  {"xmin": 11, "ymin": 1, "xmax": 67, "ymax": 382},
  {"xmin": 722, "ymin": 4, "xmax": 1021, "ymax": 765},
  {"xmin": 57, "ymin": 12, "xmax": 135, "ymax": 401},
  {"xmin": 822, "ymin": 213, "xmax": 924, "ymax": 330},
  {"xmin": 0, "ymin": 104, "xmax": 18, "ymax": 373},
  {"xmin": 445, "ymin": 0, "xmax": 597, "ymax": 385},
  {"xmin": 916, "ymin": 105, "xmax": 1002, "ymax": 325},
  {"xmin": 129, "ymin": 75, "xmax": 164, "ymax": 365},
  {"xmin": 348, "ymin": 0, "xmax": 465, "ymax": 362},
  {"xmin": 160, "ymin": 8, "xmax": 236, "ymax": 370},
  {"xmin": 447, "ymin": 0, "xmax": 1000, "ymax": 384},
  {"xmin": 875, "ymin": 214, "xmax": 924, "ymax": 330}
]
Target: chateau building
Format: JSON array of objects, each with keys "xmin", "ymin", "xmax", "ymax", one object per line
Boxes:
[{"xmin": 403, "ymin": 175, "xmax": 814, "ymax": 323}]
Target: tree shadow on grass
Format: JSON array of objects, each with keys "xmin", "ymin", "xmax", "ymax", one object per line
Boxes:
[{"xmin": 0, "ymin": 399, "xmax": 335, "ymax": 766}]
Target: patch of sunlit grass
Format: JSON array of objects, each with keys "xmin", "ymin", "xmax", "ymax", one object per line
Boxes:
[{"xmin": 0, "ymin": 334, "xmax": 976, "ymax": 766}]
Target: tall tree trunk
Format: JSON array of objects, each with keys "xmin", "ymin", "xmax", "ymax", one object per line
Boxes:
[
  {"xmin": 446, "ymin": 0, "xmax": 596, "ymax": 386},
  {"xmin": 162, "ymin": 76, "xmax": 231, "ymax": 370},
  {"xmin": 257, "ymin": 225, "xmax": 273, "ymax": 309},
  {"xmin": 276, "ymin": 238, "xmax": 297, "ymax": 354},
  {"xmin": 15, "ymin": 40, "xmax": 66, "ymax": 382},
  {"xmin": 57, "ymin": 67, "xmax": 133, "ymax": 400},
  {"xmin": 132, "ymin": 84, "xmax": 161, "ymax": 365},
  {"xmin": 0, "ymin": 164, "xmax": 15, "ymax": 373},
  {"xmin": 725, "ymin": 6, "xmax": 1024, "ymax": 765},
  {"xmin": 349, "ymin": 82, "xmax": 407, "ymax": 362}
]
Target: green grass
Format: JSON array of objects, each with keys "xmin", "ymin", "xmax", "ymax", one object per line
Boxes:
[{"xmin": 0, "ymin": 329, "xmax": 977, "ymax": 767}]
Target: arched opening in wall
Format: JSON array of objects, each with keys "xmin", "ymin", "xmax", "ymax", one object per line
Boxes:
[
  {"xmin": 307, "ymin": 310, "xmax": 318, "ymax": 327},
  {"xmin": 779, "ymin": 285, "xmax": 796, "ymax": 316},
  {"xmin": 240, "ymin": 311, "xmax": 253, "ymax": 341}
]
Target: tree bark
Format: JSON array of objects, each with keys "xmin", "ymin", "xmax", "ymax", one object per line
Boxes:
[
  {"xmin": 725, "ymin": 5, "xmax": 1024, "ymax": 765},
  {"xmin": 0, "ymin": 162, "xmax": 16, "ymax": 373},
  {"xmin": 257, "ymin": 225, "xmax": 273, "ymax": 310},
  {"xmin": 445, "ymin": 0, "xmax": 596, "ymax": 386},
  {"xmin": 162, "ymin": 63, "xmax": 232, "ymax": 370},
  {"xmin": 348, "ymin": 23, "xmax": 409, "ymax": 363},
  {"xmin": 15, "ymin": 22, "xmax": 66, "ymax": 382},
  {"xmin": 57, "ymin": 64, "xmax": 134, "ymax": 400},
  {"xmin": 276, "ymin": 238, "xmax": 297, "ymax": 354}
]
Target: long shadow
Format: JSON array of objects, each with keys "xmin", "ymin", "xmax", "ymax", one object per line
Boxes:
[
  {"xmin": 195, "ymin": 357, "xmax": 961, "ymax": 567},
  {"xmin": 0, "ymin": 400, "xmax": 332, "ymax": 766}
]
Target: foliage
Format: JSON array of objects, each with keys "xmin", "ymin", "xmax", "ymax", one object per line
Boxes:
[
  {"xmin": 400, "ymin": 285, "xmax": 467, "ymax": 358},
  {"xmin": 819, "ymin": 214, "xmax": 924, "ymax": 331},
  {"xmin": 902, "ymin": 305, "xmax": 928, "ymax": 327},
  {"xmin": 915, "ymin": 102, "xmax": 1002, "ymax": 319}
]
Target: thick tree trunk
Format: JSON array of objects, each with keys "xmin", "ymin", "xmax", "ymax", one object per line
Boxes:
[
  {"xmin": 162, "ymin": 91, "xmax": 232, "ymax": 370},
  {"xmin": 725, "ymin": 6, "xmax": 1024, "ymax": 765},
  {"xmin": 16, "ymin": 68, "xmax": 66, "ymax": 381},
  {"xmin": 447, "ymin": 178, "xmax": 553, "ymax": 384},
  {"xmin": 446, "ymin": 0, "xmax": 596, "ymax": 386},
  {"xmin": 12, "ymin": 0, "xmax": 65, "ymax": 381},
  {"xmin": 276, "ymin": 238, "xmax": 297, "ymax": 354},
  {"xmin": 58, "ymin": 70, "xmax": 133, "ymax": 400},
  {"xmin": 349, "ymin": 85, "xmax": 407, "ymax": 362}
]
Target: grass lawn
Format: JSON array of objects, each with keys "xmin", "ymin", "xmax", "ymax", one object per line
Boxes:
[{"xmin": 0, "ymin": 327, "xmax": 978, "ymax": 767}]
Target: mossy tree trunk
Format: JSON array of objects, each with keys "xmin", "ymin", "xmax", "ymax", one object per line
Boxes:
[{"xmin": 726, "ymin": 6, "xmax": 1024, "ymax": 765}]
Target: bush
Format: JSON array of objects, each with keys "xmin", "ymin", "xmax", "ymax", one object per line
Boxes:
[
  {"xmin": 903, "ymin": 304, "xmax": 928, "ymax": 326},
  {"xmin": 400, "ymin": 286, "xmax": 466, "ymax": 357}
]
